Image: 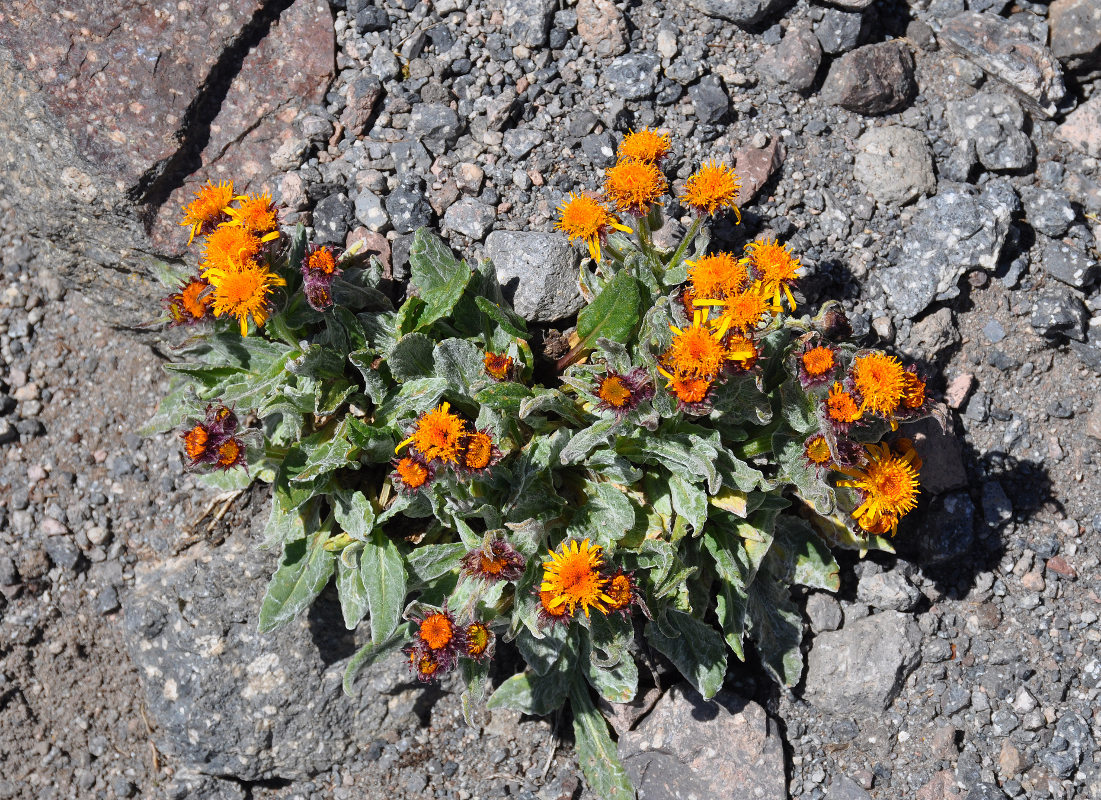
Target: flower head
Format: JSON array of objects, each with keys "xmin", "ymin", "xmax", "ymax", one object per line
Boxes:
[
  {"xmin": 396, "ymin": 402, "xmax": 469, "ymax": 465},
  {"xmin": 302, "ymin": 243, "xmax": 340, "ymax": 275},
  {"xmin": 200, "ymin": 225, "xmax": 264, "ymax": 274},
  {"xmin": 687, "ymin": 252, "xmax": 749, "ymax": 301},
  {"xmin": 181, "ymin": 180, "xmax": 233, "ymax": 244},
  {"xmin": 181, "ymin": 423, "xmax": 210, "ymax": 466},
  {"xmin": 662, "ymin": 310, "xmax": 728, "ymax": 379},
  {"xmin": 165, "ymin": 276, "xmax": 213, "ymax": 326},
  {"xmin": 408, "ymin": 606, "xmax": 466, "ymax": 673},
  {"xmin": 483, "ymin": 352, "xmax": 515, "ymax": 382},
  {"xmin": 555, "ymin": 193, "xmax": 631, "ymax": 262},
  {"xmin": 225, "ymin": 192, "xmax": 280, "ymax": 240},
  {"xmin": 663, "ymin": 373, "xmax": 713, "ymax": 409},
  {"xmin": 203, "ymin": 259, "xmax": 287, "ymax": 335},
  {"xmin": 798, "ymin": 342, "xmax": 838, "ymax": 389},
  {"xmin": 851, "ymin": 353, "xmax": 906, "ymax": 418},
  {"xmin": 459, "ymin": 428, "xmax": 503, "ymax": 475},
  {"xmin": 836, "ymin": 440, "xmax": 922, "ymax": 536},
  {"xmin": 901, "ymin": 367, "xmax": 927, "ymax": 411},
  {"xmin": 179, "ymin": 405, "xmax": 243, "ymax": 470},
  {"xmin": 461, "ymin": 538, "xmax": 526, "ymax": 583},
  {"xmin": 826, "ymin": 382, "xmax": 863, "ymax": 430},
  {"xmin": 744, "ymin": 237, "xmax": 800, "ymax": 312},
  {"xmin": 214, "ymin": 436, "xmax": 246, "ymax": 472},
  {"xmin": 594, "ymin": 367, "xmax": 654, "ymax": 418},
  {"xmin": 681, "ymin": 161, "xmax": 741, "ymax": 219},
  {"xmin": 465, "ymin": 622, "xmax": 494, "ymax": 661},
  {"xmin": 617, "ymin": 128, "xmax": 672, "ymax": 164},
  {"xmin": 392, "ymin": 455, "xmax": 434, "ymax": 493},
  {"xmin": 537, "ymin": 589, "xmax": 571, "ymax": 627},
  {"xmin": 540, "ymin": 538, "xmax": 612, "ymax": 618},
  {"xmin": 300, "ymin": 244, "xmax": 342, "ymax": 312},
  {"xmin": 804, "ymin": 433, "xmax": 833, "ymax": 472},
  {"xmin": 603, "ymin": 569, "xmax": 650, "ymax": 619},
  {"xmin": 725, "ymin": 333, "xmax": 760, "ymax": 372},
  {"xmin": 409, "ymin": 647, "xmax": 442, "ymax": 681},
  {"xmin": 697, "ymin": 289, "xmax": 769, "ymax": 337},
  {"xmin": 604, "ymin": 159, "xmax": 667, "ymax": 216}
]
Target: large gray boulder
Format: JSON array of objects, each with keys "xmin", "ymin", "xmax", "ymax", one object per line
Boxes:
[
  {"xmin": 0, "ymin": 0, "xmax": 334, "ymax": 332},
  {"xmin": 487, "ymin": 231, "xmax": 583, "ymax": 322}
]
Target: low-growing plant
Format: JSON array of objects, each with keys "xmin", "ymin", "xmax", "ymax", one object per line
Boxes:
[{"xmin": 146, "ymin": 130, "xmax": 936, "ymax": 798}]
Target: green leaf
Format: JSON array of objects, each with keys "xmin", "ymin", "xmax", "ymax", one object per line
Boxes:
[
  {"xmin": 560, "ymin": 418, "xmax": 621, "ymax": 465},
  {"xmin": 258, "ymin": 532, "xmax": 335, "ymax": 632},
  {"xmin": 746, "ymin": 571, "xmax": 804, "ymax": 688},
  {"xmin": 346, "ymin": 419, "xmax": 397, "ymax": 463},
  {"xmin": 669, "ymin": 474, "xmax": 708, "ymax": 535},
  {"xmin": 460, "ymin": 657, "xmax": 493, "ymax": 727},
  {"xmin": 140, "ymin": 381, "xmax": 204, "ymax": 436},
  {"xmin": 405, "ymin": 542, "xmax": 466, "ymax": 588},
  {"xmin": 771, "ymin": 517, "xmax": 840, "ymax": 592},
  {"xmin": 361, "ymin": 529, "xmax": 407, "ymax": 645},
  {"xmin": 567, "ymin": 482, "xmax": 637, "ymax": 550},
  {"xmin": 474, "ymin": 381, "xmax": 533, "ymax": 413},
  {"xmin": 584, "ymin": 646, "xmax": 638, "ymax": 704},
  {"xmin": 516, "ymin": 623, "xmax": 570, "ymax": 676},
  {"xmin": 645, "ymin": 609, "xmax": 727, "ymax": 699},
  {"xmin": 781, "ymin": 376, "xmax": 818, "ymax": 434},
  {"xmin": 348, "ymin": 349, "xmax": 388, "ymax": 404},
  {"xmin": 198, "ymin": 468, "xmax": 254, "ymax": 491},
  {"xmin": 292, "ymin": 419, "xmax": 359, "ymax": 483},
  {"xmin": 574, "ymin": 270, "xmax": 643, "ymax": 354},
  {"xmin": 387, "ymin": 332, "xmax": 436, "ymax": 381},
  {"xmin": 569, "ymin": 681, "xmax": 637, "ymax": 800},
  {"xmin": 618, "ymin": 433, "xmax": 720, "ymax": 494},
  {"xmin": 332, "ymin": 489, "xmax": 377, "ymax": 542},
  {"xmin": 406, "ymin": 229, "xmax": 472, "ymax": 330},
  {"xmin": 433, "ymin": 338, "xmax": 487, "ymax": 396},
  {"xmin": 486, "ymin": 646, "xmax": 575, "ymax": 715},
  {"xmin": 475, "ymin": 295, "xmax": 528, "ymax": 338},
  {"xmin": 314, "ymin": 377, "xmax": 356, "ymax": 416},
  {"xmin": 287, "ymin": 345, "xmax": 345, "ymax": 381},
  {"xmin": 336, "ymin": 548, "xmax": 370, "ymax": 629}
]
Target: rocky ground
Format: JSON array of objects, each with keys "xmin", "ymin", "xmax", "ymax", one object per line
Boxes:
[{"xmin": 2, "ymin": 0, "xmax": 1101, "ymax": 798}]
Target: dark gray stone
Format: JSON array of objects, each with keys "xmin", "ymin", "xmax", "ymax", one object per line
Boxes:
[
  {"xmin": 940, "ymin": 11, "xmax": 1066, "ymax": 118},
  {"xmin": 854, "ymin": 126, "xmax": 935, "ymax": 205},
  {"xmin": 504, "ymin": 0, "xmax": 556, "ymax": 47},
  {"xmin": 312, "ymin": 193, "xmax": 353, "ymax": 245},
  {"xmin": 442, "ymin": 198, "xmax": 496, "ymax": 241},
  {"xmin": 1049, "ymin": 0, "xmax": 1101, "ymax": 76},
  {"xmin": 805, "ymin": 611, "xmax": 922, "ymax": 714},
  {"xmin": 410, "ymin": 103, "xmax": 462, "ymax": 155},
  {"xmin": 96, "ymin": 584, "xmax": 120, "ymax": 615},
  {"xmin": 920, "ymin": 492, "xmax": 976, "ymax": 566},
  {"xmin": 965, "ymin": 783, "xmax": 1009, "ymax": 800},
  {"xmin": 582, "ymin": 132, "xmax": 617, "ymax": 168},
  {"xmin": 486, "ymin": 231, "xmax": 582, "ymax": 322},
  {"xmin": 385, "ymin": 188, "xmax": 433, "ymax": 234},
  {"xmin": 354, "ymin": 6, "xmax": 390, "ymax": 34},
  {"xmin": 823, "ymin": 41, "xmax": 916, "ymax": 115},
  {"xmin": 618, "ymin": 684, "xmax": 786, "ymax": 800},
  {"xmin": 689, "ymin": 75, "xmax": 730, "ymax": 124},
  {"xmin": 1021, "ymin": 186, "xmax": 1076, "ymax": 237},
  {"xmin": 816, "ymin": 10, "xmax": 864, "ymax": 55},
  {"xmin": 605, "ymin": 53, "xmax": 661, "ymax": 100},
  {"xmin": 340, "ymin": 75, "xmax": 383, "ymax": 138},
  {"xmin": 1030, "ymin": 287, "xmax": 1089, "ymax": 340},
  {"xmin": 685, "ymin": 0, "xmax": 794, "ymax": 27},
  {"xmin": 946, "ymin": 92, "xmax": 1034, "ymax": 172},
  {"xmin": 0, "ymin": 555, "xmax": 17, "ymax": 586},
  {"xmin": 44, "ymin": 536, "xmax": 80, "ymax": 571},
  {"xmin": 123, "ymin": 532, "xmax": 394, "ymax": 781},
  {"xmin": 759, "ymin": 26, "xmax": 822, "ymax": 91},
  {"xmin": 354, "ymin": 189, "xmax": 390, "ymax": 233},
  {"xmin": 502, "ymin": 128, "xmax": 544, "ymax": 160},
  {"xmin": 806, "ymin": 592, "xmax": 843, "ymax": 633},
  {"xmin": 827, "ymin": 776, "xmax": 872, "ymax": 800},
  {"xmin": 882, "ymin": 182, "xmax": 1017, "ymax": 318},
  {"xmin": 1038, "ymin": 238, "xmax": 1100, "ymax": 290},
  {"xmin": 856, "ymin": 571, "xmax": 922, "ymax": 612}
]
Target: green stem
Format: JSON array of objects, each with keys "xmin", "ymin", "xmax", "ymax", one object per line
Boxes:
[
  {"xmin": 636, "ymin": 213, "xmax": 656, "ymax": 264},
  {"xmin": 604, "ymin": 239, "xmax": 625, "ymax": 264},
  {"xmin": 731, "ymin": 416, "xmax": 784, "ymax": 459},
  {"xmin": 667, "ymin": 215, "xmax": 705, "ymax": 271}
]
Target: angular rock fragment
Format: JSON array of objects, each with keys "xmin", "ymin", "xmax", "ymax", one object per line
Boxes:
[
  {"xmin": 685, "ymin": 0, "xmax": 795, "ymax": 28},
  {"xmin": 823, "ymin": 41, "xmax": 916, "ymax": 115},
  {"xmin": 854, "ymin": 126, "xmax": 935, "ymax": 205},
  {"xmin": 946, "ymin": 92, "xmax": 1034, "ymax": 172},
  {"xmin": 487, "ymin": 231, "xmax": 582, "ymax": 322}
]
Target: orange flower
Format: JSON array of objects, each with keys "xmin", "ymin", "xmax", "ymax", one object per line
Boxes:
[
  {"xmin": 851, "ymin": 353, "xmax": 906, "ymax": 417},
  {"xmin": 181, "ymin": 424, "xmax": 209, "ymax": 465},
  {"xmin": 665, "ymin": 373, "xmax": 712, "ymax": 406},
  {"xmin": 392, "ymin": 455, "xmax": 433, "ymax": 493},
  {"xmin": 181, "ymin": 180, "xmax": 233, "ymax": 244},
  {"xmin": 603, "ymin": 159, "xmax": 667, "ymax": 216},
  {"xmin": 303, "ymin": 245, "xmax": 338, "ymax": 275},
  {"xmin": 203, "ymin": 259, "xmax": 286, "ymax": 335},
  {"xmin": 687, "ymin": 252, "xmax": 749, "ymax": 300},
  {"xmin": 165, "ymin": 277, "xmax": 213, "ymax": 326},
  {"xmin": 617, "ymin": 128, "xmax": 672, "ymax": 164},
  {"xmin": 661, "ymin": 310, "xmax": 727, "ymax": 379},
  {"xmin": 744, "ymin": 237, "xmax": 800, "ymax": 312},
  {"xmin": 460, "ymin": 428, "xmax": 502, "ymax": 474},
  {"xmin": 396, "ymin": 402, "xmax": 468, "ymax": 465},
  {"xmin": 461, "ymin": 538, "xmax": 525, "ymax": 583},
  {"xmin": 555, "ymin": 193, "xmax": 632, "ymax": 262},
  {"xmin": 836, "ymin": 440, "xmax": 922, "ymax": 536},
  {"xmin": 483, "ymin": 352, "xmax": 514, "ymax": 381},
  {"xmin": 681, "ymin": 161, "xmax": 740, "ymax": 218},
  {"xmin": 697, "ymin": 289, "xmax": 769, "ymax": 337},
  {"xmin": 409, "ymin": 648, "xmax": 441, "ymax": 681},
  {"xmin": 214, "ymin": 437, "xmax": 245, "ymax": 471},
  {"xmin": 901, "ymin": 370, "xmax": 926, "ymax": 410},
  {"xmin": 225, "ymin": 192, "xmax": 280, "ymax": 240},
  {"xmin": 725, "ymin": 334, "xmax": 759, "ymax": 371},
  {"xmin": 804, "ymin": 434, "xmax": 832, "ymax": 468},
  {"xmin": 465, "ymin": 622, "xmax": 493, "ymax": 660},
  {"xmin": 540, "ymin": 539, "xmax": 612, "ymax": 618},
  {"xmin": 418, "ymin": 611, "xmax": 456, "ymax": 650},
  {"xmin": 826, "ymin": 382, "xmax": 863, "ymax": 428},
  {"xmin": 200, "ymin": 224, "xmax": 264, "ymax": 274}
]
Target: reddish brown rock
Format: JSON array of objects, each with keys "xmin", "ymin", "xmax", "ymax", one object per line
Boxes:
[
  {"xmin": 1046, "ymin": 556, "xmax": 1078, "ymax": 579},
  {"xmin": 577, "ymin": 0, "xmax": 629, "ymax": 58},
  {"xmin": 0, "ymin": 0, "xmax": 333, "ymax": 331},
  {"xmin": 733, "ymin": 138, "xmax": 785, "ymax": 205},
  {"xmin": 1057, "ymin": 95, "xmax": 1101, "ymax": 159}
]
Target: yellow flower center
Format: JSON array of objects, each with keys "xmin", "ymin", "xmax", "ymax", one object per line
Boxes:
[
  {"xmin": 805, "ymin": 435, "xmax": 832, "ymax": 465},
  {"xmin": 483, "ymin": 352, "xmax": 513, "ymax": 380},
  {"xmin": 463, "ymin": 431, "xmax": 494, "ymax": 470},
  {"xmin": 597, "ymin": 375, "xmax": 632, "ymax": 408},
  {"xmin": 216, "ymin": 438, "xmax": 241, "ymax": 468},
  {"xmin": 466, "ymin": 623, "xmax": 490, "ymax": 656},
  {"xmin": 605, "ymin": 573, "xmax": 632, "ymax": 610}
]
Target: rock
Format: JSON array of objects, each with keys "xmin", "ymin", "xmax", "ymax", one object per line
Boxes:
[
  {"xmin": 44, "ymin": 536, "xmax": 80, "ymax": 571},
  {"xmin": 582, "ymin": 132, "xmax": 617, "ymax": 168},
  {"xmin": 1038, "ymin": 238, "xmax": 1100, "ymax": 290},
  {"xmin": 946, "ymin": 92, "xmax": 1033, "ymax": 172},
  {"xmin": 982, "ymin": 319, "xmax": 1004, "ymax": 343},
  {"xmin": 857, "ymin": 571, "xmax": 922, "ymax": 612},
  {"xmin": 353, "ymin": 5, "xmax": 390, "ymax": 34},
  {"xmin": 854, "ymin": 126, "xmax": 935, "ymax": 205},
  {"xmin": 96, "ymin": 585, "xmax": 121, "ymax": 615},
  {"xmin": 823, "ymin": 41, "xmax": 916, "ymax": 115},
  {"xmin": 944, "ymin": 373, "xmax": 975, "ymax": 409},
  {"xmin": 385, "ymin": 188, "xmax": 433, "ymax": 235},
  {"xmin": 827, "ymin": 776, "xmax": 873, "ymax": 800},
  {"xmin": 824, "ymin": 0, "xmax": 875, "ymax": 9},
  {"xmin": 966, "ymin": 783, "xmax": 1009, "ymax": 800},
  {"xmin": 442, "ymin": 198, "xmax": 496, "ymax": 241},
  {"xmin": 504, "ymin": 0, "xmax": 556, "ymax": 48},
  {"xmin": 690, "ymin": 75, "xmax": 730, "ymax": 124},
  {"xmin": 0, "ymin": 0, "xmax": 334, "ymax": 332},
  {"xmin": 598, "ymin": 684, "xmax": 663, "ymax": 737},
  {"xmin": 341, "ymin": 75, "xmax": 383, "ymax": 138},
  {"xmin": 370, "ymin": 45, "xmax": 401, "ymax": 82},
  {"xmin": 804, "ymin": 611, "xmax": 922, "ymax": 714},
  {"xmin": 605, "ymin": 53, "xmax": 661, "ymax": 100},
  {"xmin": 1048, "ymin": 0, "xmax": 1101, "ymax": 75},
  {"xmin": 917, "ymin": 770, "xmax": 958, "ymax": 800},
  {"xmin": 354, "ymin": 189, "xmax": 391, "ymax": 233},
  {"xmin": 410, "ymin": 103, "xmax": 462, "ymax": 155},
  {"xmin": 905, "ymin": 308, "xmax": 961, "ymax": 357},
  {"xmin": 906, "ymin": 410, "xmax": 967, "ymax": 494},
  {"xmin": 618, "ymin": 684, "xmax": 786, "ymax": 800},
  {"xmin": 503, "ymin": 128, "xmax": 544, "ymax": 160},
  {"xmin": 816, "ymin": 9, "xmax": 865, "ymax": 56},
  {"xmin": 312, "ymin": 193, "xmax": 353, "ymax": 246},
  {"xmin": 759, "ymin": 25, "xmax": 822, "ymax": 91},
  {"xmin": 123, "ymin": 531, "xmax": 392, "ymax": 781},
  {"xmin": 486, "ymin": 231, "xmax": 582, "ymax": 322},
  {"xmin": 1030, "ymin": 286, "xmax": 1089, "ymax": 341},
  {"xmin": 685, "ymin": 0, "xmax": 795, "ymax": 27},
  {"xmin": 1056, "ymin": 95, "xmax": 1101, "ymax": 158},
  {"xmin": 1021, "ymin": 187, "xmax": 1076, "ymax": 238},
  {"xmin": 939, "ymin": 11, "xmax": 1066, "ymax": 118},
  {"xmin": 163, "ymin": 771, "xmax": 247, "ymax": 800},
  {"xmin": 576, "ymin": 0, "xmax": 628, "ymax": 58},
  {"xmin": 656, "ymin": 27, "xmax": 679, "ymax": 59},
  {"xmin": 920, "ymin": 492, "xmax": 976, "ymax": 566},
  {"xmin": 733, "ymin": 138, "xmax": 785, "ymax": 205},
  {"xmin": 882, "ymin": 182, "xmax": 1017, "ymax": 318},
  {"xmin": 806, "ymin": 592, "xmax": 844, "ymax": 633}
]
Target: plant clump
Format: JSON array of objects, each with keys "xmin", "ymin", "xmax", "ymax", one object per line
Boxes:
[{"xmin": 147, "ymin": 134, "xmax": 941, "ymax": 800}]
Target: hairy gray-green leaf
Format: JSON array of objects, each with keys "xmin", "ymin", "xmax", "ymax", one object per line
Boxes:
[
  {"xmin": 746, "ymin": 570, "xmax": 804, "ymax": 688},
  {"xmin": 574, "ymin": 270, "xmax": 643, "ymax": 354},
  {"xmin": 258, "ymin": 532, "xmax": 335, "ymax": 632},
  {"xmin": 569, "ymin": 681, "xmax": 637, "ymax": 800},
  {"xmin": 560, "ymin": 418, "xmax": 621, "ymax": 465},
  {"xmin": 336, "ymin": 549, "xmax": 370, "ymax": 629},
  {"xmin": 332, "ymin": 488, "xmax": 377, "ymax": 542},
  {"xmin": 388, "ymin": 332, "xmax": 436, "ymax": 381},
  {"xmin": 362, "ymin": 529, "xmax": 407, "ymax": 645},
  {"xmin": 406, "ymin": 229, "xmax": 472, "ymax": 330},
  {"xmin": 433, "ymin": 338, "xmax": 486, "ymax": 397},
  {"xmin": 646, "ymin": 609, "xmax": 727, "ymax": 699}
]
